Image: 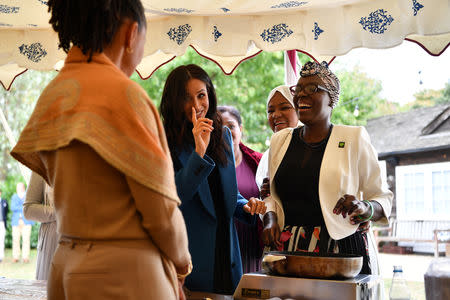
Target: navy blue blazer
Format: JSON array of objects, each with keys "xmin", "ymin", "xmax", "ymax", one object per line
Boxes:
[
  {"xmin": 1, "ymin": 198, "xmax": 8, "ymax": 228},
  {"xmin": 172, "ymin": 129, "xmax": 255, "ymax": 293}
]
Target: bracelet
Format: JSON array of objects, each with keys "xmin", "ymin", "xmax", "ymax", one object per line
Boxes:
[
  {"xmin": 357, "ymin": 200, "xmax": 374, "ymax": 222},
  {"xmin": 177, "ymin": 260, "xmax": 193, "ymax": 280}
]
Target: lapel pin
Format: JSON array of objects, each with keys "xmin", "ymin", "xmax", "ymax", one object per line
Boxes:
[{"xmin": 338, "ymin": 141, "xmax": 345, "ymax": 148}]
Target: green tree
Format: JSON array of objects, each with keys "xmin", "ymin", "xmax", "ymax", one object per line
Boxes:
[
  {"xmin": 332, "ymin": 66, "xmax": 399, "ymax": 125},
  {"xmin": 0, "ymin": 70, "xmax": 56, "ymax": 180},
  {"xmin": 0, "ymin": 70, "xmax": 54, "ymax": 249},
  {"xmin": 438, "ymin": 81, "xmax": 450, "ymax": 104},
  {"xmin": 134, "ymin": 49, "xmax": 310, "ymax": 152},
  {"xmin": 410, "ymin": 89, "xmax": 443, "ymax": 108},
  {"xmin": 405, "ymin": 81, "xmax": 450, "ymax": 109},
  {"xmin": 134, "ymin": 52, "xmax": 397, "ymax": 152}
]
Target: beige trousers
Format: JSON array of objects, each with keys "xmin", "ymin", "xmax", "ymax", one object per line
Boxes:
[
  {"xmin": 12, "ymin": 219, "xmax": 31, "ymax": 260},
  {"xmin": 48, "ymin": 238, "xmax": 179, "ymax": 300}
]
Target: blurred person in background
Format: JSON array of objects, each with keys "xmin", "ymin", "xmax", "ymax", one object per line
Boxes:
[
  {"xmin": 255, "ymin": 85, "xmax": 299, "ymax": 190},
  {"xmin": 24, "ymin": 172, "xmax": 58, "ymax": 280},
  {"xmin": 0, "ymin": 188, "xmax": 8, "ymax": 263},
  {"xmin": 218, "ymin": 105, "xmax": 264, "ymax": 273},
  {"xmin": 11, "ymin": 182, "xmax": 34, "ymax": 263}
]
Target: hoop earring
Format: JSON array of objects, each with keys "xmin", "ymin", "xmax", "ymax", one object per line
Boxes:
[{"xmin": 126, "ymin": 47, "xmax": 134, "ymax": 54}]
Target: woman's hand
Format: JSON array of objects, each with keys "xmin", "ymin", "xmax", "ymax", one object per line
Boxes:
[
  {"xmin": 260, "ymin": 177, "xmax": 271, "ymax": 199},
  {"xmin": 357, "ymin": 221, "xmax": 370, "ymax": 234},
  {"xmin": 333, "ymin": 194, "xmax": 371, "ymax": 225},
  {"xmin": 192, "ymin": 107, "xmax": 213, "ymax": 158},
  {"xmin": 243, "ymin": 197, "xmax": 267, "ymax": 215},
  {"xmin": 262, "ymin": 211, "xmax": 282, "ymax": 249}
]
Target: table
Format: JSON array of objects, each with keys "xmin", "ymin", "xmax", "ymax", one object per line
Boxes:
[{"xmin": 0, "ymin": 277, "xmax": 47, "ymax": 300}]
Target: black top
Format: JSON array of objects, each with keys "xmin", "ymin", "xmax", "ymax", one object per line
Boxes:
[
  {"xmin": 273, "ymin": 126, "xmax": 332, "ymax": 226},
  {"xmin": 208, "ymin": 166, "xmax": 233, "ymax": 294}
]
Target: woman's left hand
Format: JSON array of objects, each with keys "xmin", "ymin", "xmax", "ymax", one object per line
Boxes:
[
  {"xmin": 260, "ymin": 177, "xmax": 271, "ymax": 199},
  {"xmin": 333, "ymin": 194, "xmax": 371, "ymax": 225},
  {"xmin": 243, "ymin": 197, "xmax": 267, "ymax": 215},
  {"xmin": 357, "ymin": 221, "xmax": 371, "ymax": 234}
]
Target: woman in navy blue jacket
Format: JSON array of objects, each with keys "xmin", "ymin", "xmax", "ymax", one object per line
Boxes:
[{"xmin": 160, "ymin": 64, "xmax": 266, "ymax": 295}]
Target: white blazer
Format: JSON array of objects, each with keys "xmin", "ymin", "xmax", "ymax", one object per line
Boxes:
[{"xmin": 265, "ymin": 125, "xmax": 392, "ymax": 240}]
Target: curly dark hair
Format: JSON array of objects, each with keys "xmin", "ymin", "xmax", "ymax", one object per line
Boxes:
[
  {"xmin": 48, "ymin": 0, "xmax": 146, "ymax": 60},
  {"xmin": 160, "ymin": 64, "xmax": 229, "ymax": 166}
]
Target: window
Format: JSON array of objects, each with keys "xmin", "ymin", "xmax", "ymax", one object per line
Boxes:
[
  {"xmin": 432, "ymin": 170, "xmax": 450, "ymax": 215},
  {"xmin": 404, "ymin": 172, "xmax": 425, "ymax": 214},
  {"xmin": 396, "ymin": 162, "xmax": 450, "ymax": 220}
]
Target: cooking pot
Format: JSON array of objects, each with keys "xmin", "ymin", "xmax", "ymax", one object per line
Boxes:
[{"xmin": 262, "ymin": 251, "xmax": 363, "ymax": 279}]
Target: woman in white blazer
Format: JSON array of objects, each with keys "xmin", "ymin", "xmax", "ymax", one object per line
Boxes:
[{"xmin": 261, "ymin": 61, "xmax": 392, "ymax": 274}]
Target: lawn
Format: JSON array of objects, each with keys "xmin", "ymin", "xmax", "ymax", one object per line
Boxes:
[
  {"xmin": 0, "ymin": 248, "xmax": 37, "ymax": 280},
  {"xmin": 384, "ymin": 278, "xmax": 426, "ymax": 300}
]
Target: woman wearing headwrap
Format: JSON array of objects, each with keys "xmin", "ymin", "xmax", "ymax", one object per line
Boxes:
[
  {"xmin": 261, "ymin": 61, "xmax": 392, "ymax": 274},
  {"xmin": 11, "ymin": 1, "xmax": 191, "ymax": 299},
  {"xmin": 255, "ymin": 85, "xmax": 299, "ymax": 189}
]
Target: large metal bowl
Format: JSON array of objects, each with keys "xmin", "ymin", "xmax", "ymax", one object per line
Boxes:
[{"xmin": 262, "ymin": 251, "xmax": 363, "ymax": 279}]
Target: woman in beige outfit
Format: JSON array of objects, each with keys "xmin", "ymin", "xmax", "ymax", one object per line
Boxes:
[
  {"xmin": 23, "ymin": 172, "xmax": 58, "ymax": 280},
  {"xmin": 11, "ymin": 1, "xmax": 191, "ymax": 299}
]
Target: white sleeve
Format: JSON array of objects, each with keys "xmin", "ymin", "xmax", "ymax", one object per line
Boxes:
[{"xmin": 255, "ymin": 150, "xmax": 269, "ymax": 189}]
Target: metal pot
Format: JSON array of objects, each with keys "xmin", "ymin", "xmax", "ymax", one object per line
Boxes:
[{"xmin": 262, "ymin": 251, "xmax": 363, "ymax": 279}]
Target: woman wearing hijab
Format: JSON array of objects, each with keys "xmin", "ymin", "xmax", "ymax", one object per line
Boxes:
[
  {"xmin": 23, "ymin": 172, "xmax": 58, "ymax": 280},
  {"xmin": 160, "ymin": 65, "xmax": 266, "ymax": 294},
  {"xmin": 218, "ymin": 105, "xmax": 264, "ymax": 273},
  {"xmin": 255, "ymin": 85, "xmax": 299, "ymax": 190},
  {"xmin": 261, "ymin": 61, "xmax": 392, "ymax": 274},
  {"xmin": 11, "ymin": 1, "xmax": 191, "ymax": 299}
]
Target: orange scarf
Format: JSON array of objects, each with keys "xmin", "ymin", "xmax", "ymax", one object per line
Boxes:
[{"xmin": 11, "ymin": 47, "xmax": 179, "ymax": 203}]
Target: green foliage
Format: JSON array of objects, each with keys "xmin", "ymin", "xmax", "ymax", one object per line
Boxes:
[
  {"xmin": 1, "ymin": 174, "xmax": 38, "ymax": 249},
  {"xmin": 331, "ymin": 66, "xmax": 398, "ymax": 126},
  {"xmin": 0, "ymin": 70, "xmax": 57, "ymax": 181},
  {"xmin": 133, "ymin": 48, "xmax": 286, "ymax": 152},
  {"xmin": 407, "ymin": 81, "xmax": 450, "ymax": 109},
  {"xmin": 438, "ymin": 81, "xmax": 450, "ymax": 104},
  {"xmin": 134, "ymin": 50, "xmax": 393, "ymax": 151},
  {"xmin": 0, "ymin": 70, "xmax": 53, "ymax": 248},
  {"xmin": 1, "ymin": 174, "xmax": 25, "ymax": 200}
]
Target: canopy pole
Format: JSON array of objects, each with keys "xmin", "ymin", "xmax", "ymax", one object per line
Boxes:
[
  {"xmin": 0, "ymin": 103, "xmax": 30, "ymax": 183},
  {"xmin": 284, "ymin": 50, "xmax": 299, "ymax": 86}
]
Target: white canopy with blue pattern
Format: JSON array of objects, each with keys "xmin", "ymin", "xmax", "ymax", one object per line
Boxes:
[{"xmin": 0, "ymin": 0, "xmax": 449, "ymax": 89}]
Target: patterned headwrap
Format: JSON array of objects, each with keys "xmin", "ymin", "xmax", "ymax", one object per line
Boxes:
[{"xmin": 300, "ymin": 61, "xmax": 340, "ymax": 108}]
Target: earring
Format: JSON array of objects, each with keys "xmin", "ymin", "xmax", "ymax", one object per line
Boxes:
[{"xmin": 126, "ymin": 47, "xmax": 134, "ymax": 54}]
